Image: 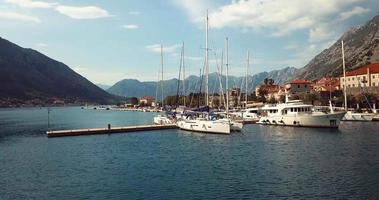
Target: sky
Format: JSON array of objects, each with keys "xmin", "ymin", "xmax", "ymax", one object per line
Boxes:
[{"xmin": 0, "ymin": 0, "xmax": 378, "ymax": 85}]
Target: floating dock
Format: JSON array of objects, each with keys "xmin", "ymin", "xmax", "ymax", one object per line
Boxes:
[{"xmin": 47, "ymin": 124, "xmax": 177, "ymax": 138}]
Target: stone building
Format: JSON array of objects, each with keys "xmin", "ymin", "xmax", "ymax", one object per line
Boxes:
[{"xmin": 340, "ymin": 63, "xmax": 379, "ymax": 95}]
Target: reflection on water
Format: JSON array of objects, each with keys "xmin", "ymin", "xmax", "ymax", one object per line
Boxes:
[{"xmin": 0, "ymin": 107, "xmax": 378, "ymax": 199}]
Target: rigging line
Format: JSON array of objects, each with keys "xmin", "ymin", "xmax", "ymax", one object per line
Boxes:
[
  {"xmin": 175, "ymin": 44, "xmax": 183, "ymax": 108},
  {"xmin": 214, "ymin": 51, "xmax": 226, "ymax": 107}
]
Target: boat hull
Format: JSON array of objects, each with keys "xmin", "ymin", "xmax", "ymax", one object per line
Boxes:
[
  {"xmin": 258, "ymin": 111, "xmax": 346, "ymax": 128},
  {"xmin": 153, "ymin": 116, "xmax": 174, "ymax": 125},
  {"xmin": 342, "ymin": 112, "xmax": 376, "ymax": 121},
  {"xmin": 176, "ymin": 119, "xmax": 230, "ymax": 134}
]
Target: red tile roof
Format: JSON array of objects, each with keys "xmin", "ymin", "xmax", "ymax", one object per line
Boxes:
[
  {"xmin": 288, "ymin": 80, "xmax": 311, "ymax": 84},
  {"xmin": 140, "ymin": 96, "xmax": 155, "ymax": 101},
  {"xmin": 346, "ymin": 63, "xmax": 379, "ymax": 76}
]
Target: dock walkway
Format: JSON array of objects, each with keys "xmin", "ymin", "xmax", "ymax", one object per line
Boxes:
[{"xmin": 47, "ymin": 124, "xmax": 177, "ymax": 137}]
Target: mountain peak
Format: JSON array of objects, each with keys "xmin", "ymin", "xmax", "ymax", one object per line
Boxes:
[
  {"xmin": 0, "ymin": 37, "xmax": 116, "ymax": 105},
  {"xmin": 296, "ymin": 14, "xmax": 379, "ymax": 80}
]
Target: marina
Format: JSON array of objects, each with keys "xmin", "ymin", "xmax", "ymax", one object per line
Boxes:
[{"xmin": 1, "ymin": 1, "xmax": 379, "ymax": 199}]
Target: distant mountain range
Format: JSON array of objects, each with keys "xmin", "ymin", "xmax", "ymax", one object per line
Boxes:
[
  {"xmin": 96, "ymin": 84, "xmax": 111, "ymax": 90},
  {"xmin": 0, "ymin": 37, "xmax": 117, "ymax": 105},
  {"xmin": 107, "ymin": 67, "xmax": 297, "ymax": 99},
  {"xmin": 296, "ymin": 15, "xmax": 379, "ymax": 80}
]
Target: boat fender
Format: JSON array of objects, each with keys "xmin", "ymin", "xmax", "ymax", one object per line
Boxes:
[
  {"xmin": 272, "ymin": 120, "xmax": 276, "ymax": 123},
  {"xmin": 293, "ymin": 121, "xmax": 297, "ymax": 125},
  {"xmin": 279, "ymin": 120, "xmax": 284, "ymax": 123}
]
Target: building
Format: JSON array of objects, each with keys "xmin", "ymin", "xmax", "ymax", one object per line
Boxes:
[
  {"xmin": 255, "ymin": 84, "xmax": 285, "ymax": 101},
  {"xmin": 139, "ymin": 96, "xmax": 155, "ymax": 105},
  {"xmin": 313, "ymin": 77, "xmax": 340, "ymax": 92},
  {"xmin": 286, "ymin": 80, "xmax": 312, "ymax": 95},
  {"xmin": 255, "ymin": 84, "xmax": 280, "ymax": 97},
  {"xmin": 340, "ymin": 63, "xmax": 379, "ymax": 94}
]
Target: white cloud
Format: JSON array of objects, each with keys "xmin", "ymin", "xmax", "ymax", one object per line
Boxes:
[
  {"xmin": 122, "ymin": 24, "xmax": 139, "ymax": 30},
  {"xmin": 209, "ymin": 0, "xmax": 363, "ymax": 32},
  {"xmin": 176, "ymin": 0, "xmax": 364, "ymax": 39},
  {"xmin": 309, "ymin": 25, "xmax": 337, "ymax": 43},
  {"xmin": 146, "ymin": 44, "xmax": 181, "ymax": 53},
  {"xmin": 339, "ymin": 6, "xmax": 369, "ymax": 21},
  {"xmin": 186, "ymin": 56, "xmax": 203, "ymax": 61},
  {"xmin": 282, "ymin": 44, "xmax": 298, "ymax": 50},
  {"xmin": 5, "ymin": 0, "xmax": 57, "ymax": 8},
  {"xmin": 0, "ymin": 11, "xmax": 40, "ymax": 23},
  {"xmin": 55, "ymin": 5, "xmax": 111, "ymax": 19},
  {"xmin": 128, "ymin": 11, "xmax": 141, "ymax": 15},
  {"xmin": 171, "ymin": 0, "xmax": 213, "ymax": 22},
  {"xmin": 35, "ymin": 42, "xmax": 48, "ymax": 47}
]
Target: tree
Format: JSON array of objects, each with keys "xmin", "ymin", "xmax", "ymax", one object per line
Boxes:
[
  {"xmin": 268, "ymin": 79, "xmax": 274, "ymax": 85},
  {"xmin": 130, "ymin": 97, "xmax": 138, "ymax": 105},
  {"xmin": 212, "ymin": 97, "xmax": 220, "ymax": 107},
  {"xmin": 264, "ymin": 78, "xmax": 269, "ymax": 85},
  {"xmin": 304, "ymin": 93, "xmax": 319, "ymax": 105},
  {"xmin": 257, "ymin": 87, "xmax": 268, "ymax": 102},
  {"xmin": 268, "ymin": 96, "xmax": 277, "ymax": 104}
]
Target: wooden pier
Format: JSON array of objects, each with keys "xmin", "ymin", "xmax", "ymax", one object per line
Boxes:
[{"xmin": 47, "ymin": 124, "xmax": 177, "ymax": 138}]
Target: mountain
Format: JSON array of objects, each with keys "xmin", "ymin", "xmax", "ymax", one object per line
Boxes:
[
  {"xmin": 0, "ymin": 37, "xmax": 117, "ymax": 105},
  {"xmin": 296, "ymin": 15, "xmax": 379, "ymax": 80},
  {"xmin": 96, "ymin": 84, "xmax": 111, "ymax": 90},
  {"xmin": 107, "ymin": 67, "xmax": 298, "ymax": 99}
]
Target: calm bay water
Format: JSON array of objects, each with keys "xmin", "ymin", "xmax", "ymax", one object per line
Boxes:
[{"xmin": 1, "ymin": 107, "xmax": 379, "ymax": 199}]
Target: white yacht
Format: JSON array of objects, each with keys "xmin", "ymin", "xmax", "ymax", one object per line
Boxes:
[
  {"xmin": 258, "ymin": 99, "xmax": 346, "ymax": 128},
  {"xmin": 153, "ymin": 114, "xmax": 174, "ymax": 125},
  {"xmin": 177, "ymin": 12, "xmax": 236, "ymax": 134},
  {"xmin": 177, "ymin": 116, "xmax": 231, "ymax": 134},
  {"xmin": 343, "ymin": 111, "xmax": 376, "ymax": 121},
  {"xmin": 230, "ymin": 108, "xmax": 260, "ymax": 123}
]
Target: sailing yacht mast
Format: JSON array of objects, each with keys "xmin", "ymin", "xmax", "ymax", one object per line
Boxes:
[
  {"xmin": 342, "ymin": 40, "xmax": 347, "ymax": 111},
  {"xmin": 155, "ymin": 70, "xmax": 159, "ymax": 107},
  {"xmin": 205, "ymin": 10, "xmax": 209, "ymax": 107},
  {"xmin": 161, "ymin": 44, "xmax": 164, "ymax": 108},
  {"xmin": 246, "ymin": 50, "xmax": 249, "ymax": 108},
  {"xmin": 182, "ymin": 42, "xmax": 186, "ymax": 107},
  {"xmin": 226, "ymin": 37, "xmax": 229, "ymax": 119}
]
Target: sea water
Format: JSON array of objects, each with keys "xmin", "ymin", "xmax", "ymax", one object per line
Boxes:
[{"xmin": 1, "ymin": 107, "xmax": 378, "ymax": 199}]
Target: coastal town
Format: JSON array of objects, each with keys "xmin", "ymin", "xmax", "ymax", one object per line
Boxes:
[{"xmin": 108, "ymin": 62, "xmax": 378, "ymax": 113}]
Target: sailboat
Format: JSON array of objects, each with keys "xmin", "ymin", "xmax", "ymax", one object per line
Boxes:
[
  {"xmin": 340, "ymin": 40, "xmax": 377, "ymax": 121},
  {"xmin": 229, "ymin": 50, "xmax": 261, "ymax": 123},
  {"xmin": 176, "ymin": 11, "xmax": 232, "ymax": 134},
  {"xmin": 223, "ymin": 37, "xmax": 243, "ymax": 131},
  {"xmin": 153, "ymin": 44, "xmax": 175, "ymax": 125}
]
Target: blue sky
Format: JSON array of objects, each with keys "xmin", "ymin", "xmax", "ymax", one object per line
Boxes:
[{"xmin": 0, "ymin": 0, "xmax": 378, "ymax": 85}]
